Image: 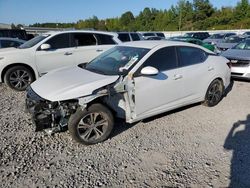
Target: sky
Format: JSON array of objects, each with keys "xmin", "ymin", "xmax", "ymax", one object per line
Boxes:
[{"xmin": 0, "ymin": 0, "xmax": 239, "ymax": 25}]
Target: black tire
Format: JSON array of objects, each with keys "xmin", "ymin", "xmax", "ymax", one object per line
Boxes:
[
  {"xmin": 203, "ymin": 79, "xmax": 224, "ymax": 107},
  {"xmin": 68, "ymin": 103, "xmax": 114, "ymax": 145},
  {"xmin": 4, "ymin": 66, "xmax": 35, "ymax": 91}
]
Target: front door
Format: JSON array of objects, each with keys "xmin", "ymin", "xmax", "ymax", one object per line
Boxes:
[
  {"xmin": 134, "ymin": 47, "xmax": 185, "ymax": 118},
  {"xmin": 35, "ymin": 33, "xmax": 75, "ymax": 76}
]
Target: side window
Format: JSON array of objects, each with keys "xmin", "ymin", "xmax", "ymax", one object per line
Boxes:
[
  {"xmin": 72, "ymin": 33, "xmax": 96, "ymax": 47},
  {"xmin": 177, "ymin": 46, "xmax": 207, "ymax": 67},
  {"xmin": 156, "ymin": 33, "xmax": 165, "ymax": 38},
  {"xmin": 45, "ymin": 33, "xmax": 70, "ymax": 49},
  {"xmin": 131, "ymin": 33, "xmax": 140, "ymax": 41},
  {"xmin": 96, "ymin": 34, "xmax": 116, "ymax": 44},
  {"xmin": 118, "ymin": 33, "xmax": 130, "ymax": 42},
  {"xmin": 142, "ymin": 47, "xmax": 177, "ymax": 71}
]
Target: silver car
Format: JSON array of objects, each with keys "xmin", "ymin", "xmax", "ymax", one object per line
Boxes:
[
  {"xmin": 26, "ymin": 41, "xmax": 231, "ymax": 145},
  {"xmin": 221, "ymin": 38, "xmax": 250, "ymax": 79},
  {"xmin": 203, "ymin": 33, "xmax": 236, "ymax": 45}
]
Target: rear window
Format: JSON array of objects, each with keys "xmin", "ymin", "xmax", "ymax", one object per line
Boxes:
[
  {"xmin": 177, "ymin": 46, "xmax": 207, "ymax": 67},
  {"xmin": 72, "ymin": 33, "xmax": 96, "ymax": 46},
  {"xmin": 156, "ymin": 33, "xmax": 165, "ymax": 38},
  {"xmin": 131, "ymin": 33, "xmax": 140, "ymax": 41},
  {"xmin": 73, "ymin": 33, "xmax": 96, "ymax": 46},
  {"xmin": 143, "ymin": 33, "xmax": 155, "ymax": 37},
  {"xmin": 118, "ymin": 33, "xmax": 130, "ymax": 42},
  {"xmin": 96, "ymin": 34, "xmax": 116, "ymax": 45}
]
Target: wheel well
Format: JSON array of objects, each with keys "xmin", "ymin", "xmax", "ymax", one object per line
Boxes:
[
  {"xmin": 86, "ymin": 97, "xmax": 118, "ymax": 117},
  {"xmin": 1, "ymin": 63, "xmax": 36, "ymax": 83},
  {"xmin": 215, "ymin": 77, "xmax": 224, "ymax": 90}
]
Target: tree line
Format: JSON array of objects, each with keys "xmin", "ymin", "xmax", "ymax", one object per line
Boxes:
[{"xmin": 28, "ymin": 0, "xmax": 250, "ymax": 31}]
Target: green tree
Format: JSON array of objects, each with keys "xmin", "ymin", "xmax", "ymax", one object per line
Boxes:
[{"xmin": 120, "ymin": 11, "xmax": 135, "ymax": 31}]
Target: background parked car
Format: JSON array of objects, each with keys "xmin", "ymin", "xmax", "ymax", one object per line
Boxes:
[
  {"xmin": 26, "ymin": 40, "xmax": 231, "ymax": 145},
  {"xmin": 117, "ymin": 32, "xmax": 142, "ymax": 42},
  {"xmin": 221, "ymin": 38, "xmax": 250, "ymax": 80},
  {"xmin": 242, "ymin": 31, "xmax": 250, "ymax": 36},
  {"xmin": 183, "ymin": 32, "xmax": 210, "ymax": 40},
  {"xmin": 203, "ymin": 32, "xmax": 236, "ymax": 45},
  {"xmin": 139, "ymin": 32, "xmax": 165, "ymax": 39},
  {"xmin": 216, "ymin": 35, "xmax": 246, "ymax": 52},
  {"xmin": 0, "ymin": 30, "xmax": 122, "ymax": 91},
  {"xmin": 145, "ymin": 36, "xmax": 164, "ymax": 40},
  {"xmin": 0, "ymin": 37, "xmax": 25, "ymax": 48},
  {"xmin": 0, "ymin": 29, "xmax": 29, "ymax": 40},
  {"xmin": 168, "ymin": 37, "xmax": 216, "ymax": 52}
]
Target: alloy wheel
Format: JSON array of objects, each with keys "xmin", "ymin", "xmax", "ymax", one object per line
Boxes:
[
  {"xmin": 207, "ymin": 81, "xmax": 223, "ymax": 105},
  {"xmin": 9, "ymin": 69, "xmax": 32, "ymax": 90},
  {"xmin": 77, "ymin": 112, "xmax": 109, "ymax": 141}
]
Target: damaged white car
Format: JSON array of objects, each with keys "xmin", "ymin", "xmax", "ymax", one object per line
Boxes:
[{"xmin": 26, "ymin": 41, "xmax": 231, "ymax": 145}]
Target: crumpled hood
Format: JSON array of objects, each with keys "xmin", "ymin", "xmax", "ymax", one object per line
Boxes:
[
  {"xmin": 221, "ymin": 49, "xmax": 250, "ymax": 61},
  {"xmin": 31, "ymin": 66, "xmax": 119, "ymax": 101}
]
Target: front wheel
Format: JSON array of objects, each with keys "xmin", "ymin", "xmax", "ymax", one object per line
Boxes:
[
  {"xmin": 4, "ymin": 66, "xmax": 35, "ymax": 91},
  {"xmin": 203, "ymin": 79, "xmax": 224, "ymax": 107},
  {"xmin": 68, "ymin": 103, "xmax": 114, "ymax": 145}
]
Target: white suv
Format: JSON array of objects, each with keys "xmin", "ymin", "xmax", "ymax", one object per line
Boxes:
[{"xmin": 0, "ymin": 30, "xmax": 121, "ymax": 91}]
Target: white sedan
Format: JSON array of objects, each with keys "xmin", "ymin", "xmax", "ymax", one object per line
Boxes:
[{"xmin": 26, "ymin": 41, "xmax": 231, "ymax": 145}]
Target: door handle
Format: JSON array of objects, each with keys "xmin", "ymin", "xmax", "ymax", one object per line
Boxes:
[
  {"xmin": 96, "ymin": 49, "xmax": 103, "ymax": 52},
  {"xmin": 173, "ymin": 74, "xmax": 183, "ymax": 80},
  {"xmin": 64, "ymin": 52, "xmax": 73, "ymax": 56},
  {"xmin": 208, "ymin": 66, "xmax": 214, "ymax": 71}
]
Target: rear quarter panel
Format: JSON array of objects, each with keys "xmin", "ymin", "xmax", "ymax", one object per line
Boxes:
[{"xmin": 203, "ymin": 55, "xmax": 231, "ymax": 96}]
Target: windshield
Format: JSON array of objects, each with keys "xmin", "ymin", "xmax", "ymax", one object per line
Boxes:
[
  {"xmin": 19, "ymin": 35, "xmax": 49, "ymax": 49},
  {"xmin": 85, "ymin": 46, "xmax": 150, "ymax": 75},
  {"xmin": 233, "ymin": 40, "xmax": 250, "ymax": 50},
  {"xmin": 224, "ymin": 36, "xmax": 243, "ymax": 43}
]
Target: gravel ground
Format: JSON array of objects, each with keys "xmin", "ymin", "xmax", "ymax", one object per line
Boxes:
[{"xmin": 0, "ymin": 80, "xmax": 250, "ymax": 188}]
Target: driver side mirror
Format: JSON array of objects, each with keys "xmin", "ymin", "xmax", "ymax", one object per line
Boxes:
[
  {"xmin": 140, "ymin": 66, "xmax": 159, "ymax": 76},
  {"xmin": 40, "ymin": 43, "xmax": 51, "ymax": 50}
]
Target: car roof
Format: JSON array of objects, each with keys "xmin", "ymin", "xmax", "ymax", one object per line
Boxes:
[
  {"xmin": 117, "ymin": 32, "xmax": 138, "ymax": 34},
  {"xmin": 44, "ymin": 30, "xmax": 118, "ymax": 37},
  {"xmin": 0, "ymin": 37, "xmax": 26, "ymax": 42},
  {"xmin": 119, "ymin": 40, "xmax": 211, "ymax": 52}
]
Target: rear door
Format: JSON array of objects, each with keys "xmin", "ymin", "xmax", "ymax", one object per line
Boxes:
[
  {"xmin": 71, "ymin": 33, "xmax": 116, "ymax": 64},
  {"xmin": 176, "ymin": 46, "xmax": 213, "ymax": 100},
  {"xmin": 35, "ymin": 33, "xmax": 74, "ymax": 75}
]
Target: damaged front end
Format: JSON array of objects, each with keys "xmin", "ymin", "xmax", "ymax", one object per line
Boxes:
[
  {"xmin": 25, "ymin": 75, "xmax": 136, "ymax": 134},
  {"xmin": 26, "ymin": 86, "xmax": 78, "ymax": 134}
]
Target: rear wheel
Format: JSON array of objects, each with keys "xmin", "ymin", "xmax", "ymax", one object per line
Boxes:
[
  {"xmin": 68, "ymin": 103, "xmax": 114, "ymax": 145},
  {"xmin": 203, "ymin": 79, "xmax": 224, "ymax": 107},
  {"xmin": 4, "ymin": 66, "xmax": 35, "ymax": 91}
]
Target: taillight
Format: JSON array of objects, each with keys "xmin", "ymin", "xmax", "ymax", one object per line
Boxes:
[{"xmin": 227, "ymin": 62, "xmax": 232, "ymax": 69}]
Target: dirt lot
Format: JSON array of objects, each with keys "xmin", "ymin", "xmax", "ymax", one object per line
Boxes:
[{"xmin": 0, "ymin": 80, "xmax": 250, "ymax": 188}]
